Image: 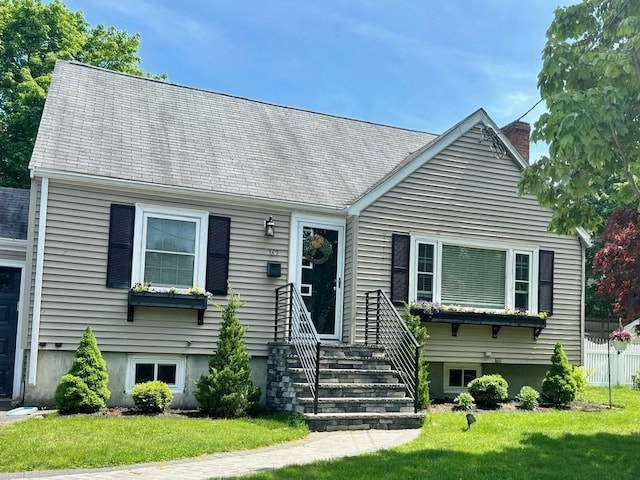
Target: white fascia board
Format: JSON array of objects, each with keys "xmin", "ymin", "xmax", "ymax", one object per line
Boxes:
[
  {"xmin": 348, "ymin": 109, "xmax": 526, "ymax": 215},
  {"xmin": 575, "ymin": 227, "xmax": 593, "ymax": 248},
  {"xmin": 30, "ymin": 167, "xmax": 347, "ymax": 216}
]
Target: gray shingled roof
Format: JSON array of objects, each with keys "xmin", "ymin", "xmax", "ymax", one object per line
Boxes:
[
  {"xmin": 30, "ymin": 61, "xmax": 437, "ymax": 209},
  {"xmin": 0, "ymin": 187, "xmax": 29, "ymax": 240}
]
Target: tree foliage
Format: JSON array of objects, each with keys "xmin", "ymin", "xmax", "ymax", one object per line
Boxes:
[
  {"xmin": 518, "ymin": 0, "xmax": 640, "ymax": 234},
  {"xmin": 195, "ymin": 291, "xmax": 261, "ymax": 418},
  {"xmin": 0, "ymin": 0, "xmax": 160, "ymax": 188},
  {"xmin": 592, "ymin": 207, "xmax": 640, "ymax": 321},
  {"xmin": 54, "ymin": 326, "xmax": 110, "ymax": 413}
]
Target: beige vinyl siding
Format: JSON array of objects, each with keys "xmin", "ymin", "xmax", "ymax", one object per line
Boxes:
[
  {"xmin": 354, "ymin": 123, "xmax": 583, "ymax": 365},
  {"xmin": 33, "ymin": 180, "xmax": 290, "ymax": 356},
  {"xmin": 0, "ymin": 248, "xmax": 25, "ymax": 261}
]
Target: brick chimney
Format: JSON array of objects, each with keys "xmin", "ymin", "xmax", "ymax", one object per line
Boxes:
[{"xmin": 502, "ymin": 121, "xmax": 530, "ymax": 163}]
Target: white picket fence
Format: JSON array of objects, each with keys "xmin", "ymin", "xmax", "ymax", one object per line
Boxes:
[{"xmin": 584, "ymin": 337, "xmax": 640, "ymax": 387}]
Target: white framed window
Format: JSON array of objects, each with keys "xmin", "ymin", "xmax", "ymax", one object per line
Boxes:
[
  {"xmin": 131, "ymin": 204, "xmax": 209, "ymax": 289},
  {"xmin": 444, "ymin": 364, "xmax": 481, "ymax": 394},
  {"xmin": 125, "ymin": 356, "xmax": 186, "ymax": 393},
  {"xmin": 409, "ymin": 237, "xmax": 537, "ymax": 312}
]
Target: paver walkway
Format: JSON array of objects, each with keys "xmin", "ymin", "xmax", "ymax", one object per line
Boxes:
[{"xmin": 0, "ymin": 428, "xmax": 421, "ymax": 480}]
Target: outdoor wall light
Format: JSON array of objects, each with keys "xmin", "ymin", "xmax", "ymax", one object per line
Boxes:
[{"xmin": 264, "ymin": 216, "xmax": 275, "ymax": 236}]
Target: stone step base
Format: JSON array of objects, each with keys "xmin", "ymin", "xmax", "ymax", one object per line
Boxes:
[
  {"xmin": 293, "ymin": 382, "xmax": 408, "ymax": 398},
  {"xmin": 289, "ymin": 368, "xmax": 400, "ymax": 384},
  {"xmin": 297, "ymin": 397, "xmax": 415, "ymax": 414},
  {"xmin": 304, "ymin": 412, "xmax": 424, "ymax": 431}
]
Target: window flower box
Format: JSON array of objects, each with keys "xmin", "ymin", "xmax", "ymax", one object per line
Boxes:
[
  {"xmin": 410, "ymin": 306, "xmax": 546, "ymax": 339},
  {"xmin": 127, "ymin": 291, "xmax": 209, "ymax": 325}
]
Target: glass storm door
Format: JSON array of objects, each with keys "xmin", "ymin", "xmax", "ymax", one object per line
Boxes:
[{"xmin": 296, "ymin": 222, "xmax": 343, "ymax": 340}]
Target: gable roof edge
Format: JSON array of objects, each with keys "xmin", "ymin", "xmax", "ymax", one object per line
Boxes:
[
  {"xmin": 348, "ymin": 109, "xmax": 526, "ymax": 215},
  {"xmin": 575, "ymin": 227, "xmax": 593, "ymax": 248}
]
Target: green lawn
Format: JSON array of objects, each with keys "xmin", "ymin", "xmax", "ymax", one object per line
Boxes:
[
  {"xmin": 239, "ymin": 387, "xmax": 640, "ymax": 480},
  {"xmin": 0, "ymin": 413, "xmax": 308, "ymax": 472}
]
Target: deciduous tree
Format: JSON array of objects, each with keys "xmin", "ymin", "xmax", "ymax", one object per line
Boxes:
[
  {"xmin": 0, "ymin": 0, "xmax": 160, "ymax": 188},
  {"xmin": 592, "ymin": 207, "xmax": 640, "ymax": 321},
  {"xmin": 518, "ymin": 0, "xmax": 640, "ymax": 234}
]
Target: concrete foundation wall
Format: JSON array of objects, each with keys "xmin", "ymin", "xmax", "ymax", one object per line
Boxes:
[
  {"xmin": 24, "ymin": 350, "xmax": 267, "ymax": 409},
  {"xmin": 428, "ymin": 361, "xmax": 550, "ymax": 400}
]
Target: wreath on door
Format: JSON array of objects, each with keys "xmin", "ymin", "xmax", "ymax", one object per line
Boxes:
[{"xmin": 303, "ymin": 233, "xmax": 333, "ymax": 265}]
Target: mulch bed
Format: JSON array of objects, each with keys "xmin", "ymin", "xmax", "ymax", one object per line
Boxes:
[{"xmin": 428, "ymin": 399, "xmax": 610, "ymax": 413}]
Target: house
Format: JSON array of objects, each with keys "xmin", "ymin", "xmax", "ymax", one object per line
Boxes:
[
  {"xmin": 0, "ymin": 187, "xmax": 29, "ymax": 401},
  {"xmin": 17, "ymin": 61, "xmax": 588, "ymax": 415}
]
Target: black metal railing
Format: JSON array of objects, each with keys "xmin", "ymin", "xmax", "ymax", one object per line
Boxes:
[
  {"xmin": 274, "ymin": 283, "xmax": 321, "ymax": 414},
  {"xmin": 365, "ymin": 289, "xmax": 421, "ymax": 413}
]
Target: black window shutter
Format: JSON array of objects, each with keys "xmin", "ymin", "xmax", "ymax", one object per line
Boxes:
[
  {"xmin": 538, "ymin": 250, "xmax": 554, "ymax": 316},
  {"xmin": 206, "ymin": 215, "xmax": 231, "ymax": 296},
  {"xmin": 106, "ymin": 204, "xmax": 135, "ymax": 288},
  {"xmin": 391, "ymin": 233, "xmax": 411, "ymax": 304}
]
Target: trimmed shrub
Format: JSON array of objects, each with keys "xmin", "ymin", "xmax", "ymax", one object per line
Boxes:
[
  {"xmin": 54, "ymin": 374, "xmax": 105, "ymax": 414},
  {"xmin": 516, "ymin": 386, "xmax": 540, "ymax": 411},
  {"xmin": 542, "ymin": 342, "xmax": 577, "ymax": 407},
  {"xmin": 131, "ymin": 381, "xmax": 173, "ymax": 413},
  {"xmin": 453, "ymin": 392, "xmax": 475, "ymax": 411},
  {"xmin": 635, "ymin": 370, "xmax": 640, "ymax": 389},
  {"xmin": 54, "ymin": 326, "xmax": 110, "ymax": 414},
  {"xmin": 467, "ymin": 374, "xmax": 508, "ymax": 408},
  {"xmin": 195, "ymin": 291, "xmax": 261, "ymax": 418},
  {"xmin": 403, "ymin": 304, "xmax": 430, "ymax": 409}
]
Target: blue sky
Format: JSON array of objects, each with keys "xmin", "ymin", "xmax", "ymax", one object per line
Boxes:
[{"xmin": 63, "ymin": 0, "xmax": 576, "ymax": 160}]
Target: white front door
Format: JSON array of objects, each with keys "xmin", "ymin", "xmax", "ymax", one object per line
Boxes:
[{"xmin": 289, "ymin": 216, "xmax": 345, "ymax": 341}]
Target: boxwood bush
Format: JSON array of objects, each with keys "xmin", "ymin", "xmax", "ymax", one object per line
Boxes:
[
  {"xmin": 131, "ymin": 381, "xmax": 173, "ymax": 413},
  {"xmin": 467, "ymin": 374, "xmax": 508, "ymax": 408}
]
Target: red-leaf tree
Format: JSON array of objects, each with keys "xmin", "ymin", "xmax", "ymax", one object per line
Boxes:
[{"xmin": 593, "ymin": 207, "xmax": 640, "ymax": 323}]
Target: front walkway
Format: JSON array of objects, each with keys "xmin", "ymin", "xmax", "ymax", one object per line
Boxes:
[{"xmin": 0, "ymin": 428, "xmax": 421, "ymax": 480}]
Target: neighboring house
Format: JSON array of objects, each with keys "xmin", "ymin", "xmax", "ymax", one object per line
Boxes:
[
  {"xmin": 0, "ymin": 187, "xmax": 29, "ymax": 400},
  {"xmin": 17, "ymin": 61, "xmax": 588, "ymax": 409}
]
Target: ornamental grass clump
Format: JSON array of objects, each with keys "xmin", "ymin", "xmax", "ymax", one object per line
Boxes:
[
  {"xmin": 54, "ymin": 326, "xmax": 110, "ymax": 413},
  {"xmin": 541, "ymin": 341, "xmax": 577, "ymax": 407},
  {"xmin": 195, "ymin": 291, "xmax": 261, "ymax": 418},
  {"xmin": 467, "ymin": 374, "xmax": 508, "ymax": 408},
  {"xmin": 131, "ymin": 381, "xmax": 173, "ymax": 413}
]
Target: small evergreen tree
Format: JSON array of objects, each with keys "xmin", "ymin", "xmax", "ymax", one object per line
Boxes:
[
  {"xmin": 541, "ymin": 342, "xmax": 577, "ymax": 407},
  {"xmin": 195, "ymin": 291, "xmax": 261, "ymax": 417},
  {"xmin": 54, "ymin": 326, "xmax": 110, "ymax": 413},
  {"xmin": 403, "ymin": 304, "xmax": 430, "ymax": 409}
]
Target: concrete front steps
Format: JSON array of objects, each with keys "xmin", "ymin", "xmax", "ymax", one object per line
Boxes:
[{"xmin": 287, "ymin": 344, "xmax": 423, "ymax": 431}]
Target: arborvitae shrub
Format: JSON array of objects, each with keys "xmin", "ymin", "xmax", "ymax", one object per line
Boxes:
[
  {"xmin": 467, "ymin": 374, "xmax": 508, "ymax": 408},
  {"xmin": 517, "ymin": 386, "xmax": 540, "ymax": 411},
  {"xmin": 541, "ymin": 342, "xmax": 577, "ymax": 407},
  {"xmin": 131, "ymin": 381, "xmax": 173, "ymax": 413},
  {"xmin": 195, "ymin": 291, "xmax": 261, "ymax": 417},
  {"xmin": 404, "ymin": 304, "xmax": 430, "ymax": 409},
  {"xmin": 54, "ymin": 326, "xmax": 110, "ymax": 413}
]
